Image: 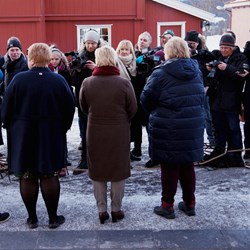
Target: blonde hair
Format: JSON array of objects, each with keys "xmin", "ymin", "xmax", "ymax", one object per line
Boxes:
[
  {"xmin": 164, "ymin": 37, "xmax": 190, "ymax": 60},
  {"xmin": 28, "ymin": 43, "xmax": 51, "ymax": 67},
  {"xmin": 116, "ymin": 40, "xmax": 136, "ymax": 60},
  {"xmin": 50, "ymin": 46, "xmax": 69, "ymax": 67},
  {"xmin": 95, "ymin": 45, "xmax": 117, "ymax": 67}
]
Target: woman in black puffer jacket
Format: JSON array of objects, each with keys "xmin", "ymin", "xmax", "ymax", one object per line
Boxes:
[{"xmin": 140, "ymin": 37, "xmax": 205, "ymax": 219}]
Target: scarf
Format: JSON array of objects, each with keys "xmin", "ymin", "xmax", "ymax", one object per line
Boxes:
[
  {"xmin": 118, "ymin": 54, "xmax": 137, "ymax": 77},
  {"xmin": 92, "ymin": 66, "xmax": 120, "ymax": 76}
]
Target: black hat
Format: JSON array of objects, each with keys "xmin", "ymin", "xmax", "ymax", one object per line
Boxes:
[
  {"xmin": 185, "ymin": 30, "xmax": 199, "ymax": 43},
  {"xmin": 7, "ymin": 38, "xmax": 22, "ymax": 51},
  {"xmin": 219, "ymin": 34, "xmax": 235, "ymax": 47}
]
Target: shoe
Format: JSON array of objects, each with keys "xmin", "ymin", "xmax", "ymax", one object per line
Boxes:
[
  {"xmin": 130, "ymin": 152, "xmax": 141, "ymax": 161},
  {"xmin": 0, "ymin": 212, "xmax": 10, "ymax": 224},
  {"xmin": 243, "ymin": 153, "xmax": 250, "ymax": 160},
  {"xmin": 131, "ymin": 148, "xmax": 142, "ymax": 157},
  {"xmin": 203, "ymin": 148, "xmax": 225, "ymax": 162},
  {"xmin": 27, "ymin": 217, "xmax": 38, "ymax": 229},
  {"xmin": 99, "ymin": 212, "xmax": 109, "ymax": 224},
  {"xmin": 78, "ymin": 141, "xmax": 82, "ymax": 150},
  {"xmin": 49, "ymin": 215, "xmax": 65, "ymax": 229},
  {"xmin": 154, "ymin": 203, "xmax": 175, "ymax": 219},
  {"xmin": 73, "ymin": 160, "xmax": 88, "ymax": 175},
  {"xmin": 145, "ymin": 159, "xmax": 159, "ymax": 168},
  {"xmin": 58, "ymin": 168, "xmax": 67, "ymax": 177},
  {"xmin": 226, "ymin": 154, "xmax": 245, "ymax": 168},
  {"xmin": 178, "ymin": 201, "xmax": 196, "ymax": 216},
  {"xmin": 111, "ymin": 210, "xmax": 124, "ymax": 223},
  {"xmin": 66, "ymin": 159, "xmax": 72, "ymax": 166}
]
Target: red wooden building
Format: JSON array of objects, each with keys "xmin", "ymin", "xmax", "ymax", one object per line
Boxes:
[{"xmin": 0, "ymin": 0, "xmax": 214, "ymax": 55}]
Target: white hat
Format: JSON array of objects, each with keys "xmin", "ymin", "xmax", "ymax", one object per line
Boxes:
[{"xmin": 84, "ymin": 29, "xmax": 100, "ymax": 43}]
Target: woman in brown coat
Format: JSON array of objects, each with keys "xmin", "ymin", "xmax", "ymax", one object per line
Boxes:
[{"xmin": 79, "ymin": 45, "xmax": 137, "ymax": 224}]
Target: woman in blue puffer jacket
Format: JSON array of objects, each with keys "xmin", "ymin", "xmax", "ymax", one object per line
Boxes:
[{"xmin": 140, "ymin": 36, "xmax": 205, "ymax": 219}]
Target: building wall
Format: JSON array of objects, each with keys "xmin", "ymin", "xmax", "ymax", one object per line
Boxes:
[
  {"xmin": 0, "ymin": 0, "xmax": 203, "ymax": 55},
  {"xmin": 231, "ymin": 7, "xmax": 250, "ymax": 49}
]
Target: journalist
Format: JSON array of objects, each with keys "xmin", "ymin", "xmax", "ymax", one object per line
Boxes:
[
  {"xmin": 69, "ymin": 29, "xmax": 101, "ymax": 174},
  {"xmin": 204, "ymin": 34, "xmax": 248, "ymax": 168}
]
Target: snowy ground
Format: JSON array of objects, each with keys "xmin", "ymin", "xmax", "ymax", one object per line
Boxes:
[
  {"xmin": 0, "ymin": 35, "xmax": 249, "ymax": 233},
  {"xmin": 0, "ymin": 110, "xmax": 250, "ymax": 232}
]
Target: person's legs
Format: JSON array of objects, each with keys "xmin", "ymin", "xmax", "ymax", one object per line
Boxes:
[
  {"xmin": 225, "ymin": 112, "xmax": 244, "ymax": 166},
  {"xmin": 243, "ymin": 90, "xmax": 250, "ymax": 158},
  {"xmin": 154, "ymin": 164, "xmax": 179, "ymax": 219},
  {"xmin": 92, "ymin": 180, "xmax": 108, "ymax": 213},
  {"xmin": 40, "ymin": 175, "xmax": 65, "ymax": 228},
  {"xmin": 110, "ymin": 180, "xmax": 125, "ymax": 222},
  {"xmin": 204, "ymin": 96, "xmax": 215, "ymax": 146},
  {"xmin": 110, "ymin": 180, "xmax": 125, "ymax": 212},
  {"xmin": 178, "ymin": 163, "xmax": 196, "ymax": 216},
  {"xmin": 73, "ymin": 115, "xmax": 88, "ymax": 174},
  {"xmin": 211, "ymin": 111, "xmax": 227, "ymax": 150},
  {"xmin": 92, "ymin": 180, "xmax": 109, "ymax": 224},
  {"xmin": 179, "ymin": 163, "xmax": 196, "ymax": 206},
  {"xmin": 226, "ymin": 112, "xmax": 243, "ymax": 150},
  {"xmin": 160, "ymin": 163, "xmax": 179, "ymax": 205},
  {"xmin": 19, "ymin": 177, "xmax": 39, "ymax": 228}
]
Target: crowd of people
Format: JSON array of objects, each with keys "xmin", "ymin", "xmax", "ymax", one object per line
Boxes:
[{"xmin": 0, "ymin": 27, "xmax": 249, "ymax": 227}]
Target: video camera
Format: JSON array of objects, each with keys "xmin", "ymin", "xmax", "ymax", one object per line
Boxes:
[
  {"xmin": 64, "ymin": 51, "xmax": 87, "ymax": 70},
  {"xmin": 136, "ymin": 48, "xmax": 161, "ymax": 74},
  {"xmin": 238, "ymin": 63, "xmax": 249, "ymax": 74},
  {"xmin": 207, "ymin": 60, "xmax": 221, "ymax": 78}
]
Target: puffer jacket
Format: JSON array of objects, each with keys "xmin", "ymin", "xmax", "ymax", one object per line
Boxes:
[{"xmin": 140, "ymin": 58, "xmax": 205, "ymax": 164}]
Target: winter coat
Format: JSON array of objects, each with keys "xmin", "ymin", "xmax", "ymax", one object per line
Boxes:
[
  {"xmin": 2, "ymin": 53, "xmax": 28, "ymax": 88},
  {"xmin": 140, "ymin": 58, "xmax": 205, "ymax": 164},
  {"xmin": 210, "ymin": 48, "xmax": 248, "ymax": 114},
  {"xmin": 79, "ymin": 67, "xmax": 137, "ymax": 182},
  {"xmin": 1, "ymin": 67, "xmax": 75, "ymax": 174}
]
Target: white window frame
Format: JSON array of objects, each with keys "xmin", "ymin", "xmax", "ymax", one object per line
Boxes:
[
  {"xmin": 76, "ymin": 24, "xmax": 112, "ymax": 50},
  {"xmin": 157, "ymin": 21, "xmax": 186, "ymax": 46}
]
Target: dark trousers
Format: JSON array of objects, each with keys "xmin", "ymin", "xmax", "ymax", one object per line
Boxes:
[
  {"xmin": 211, "ymin": 110, "xmax": 242, "ymax": 151},
  {"xmin": 160, "ymin": 163, "xmax": 195, "ymax": 206},
  {"xmin": 78, "ymin": 114, "xmax": 87, "ymax": 161},
  {"xmin": 243, "ymin": 89, "xmax": 250, "ymax": 150}
]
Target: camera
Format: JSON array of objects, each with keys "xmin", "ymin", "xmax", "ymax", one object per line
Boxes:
[
  {"xmin": 64, "ymin": 51, "xmax": 87, "ymax": 70},
  {"xmin": 136, "ymin": 48, "xmax": 161, "ymax": 74},
  {"xmin": 238, "ymin": 63, "xmax": 249, "ymax": 74},
  {"xmin": 207, "ymin": 60, "xmax": 221, "ymax": 78}
]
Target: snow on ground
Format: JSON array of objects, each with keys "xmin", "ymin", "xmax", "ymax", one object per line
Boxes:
[
  {"xmin": 0, "ymin": 111, "xmax": 250, "ymax": 232},
  {"xmin": 0, "ymin": 35, "xmax": 249, "ymax": 231}
]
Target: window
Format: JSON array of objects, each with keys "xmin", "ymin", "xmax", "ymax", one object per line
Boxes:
[
  {"xmin": 76, "ymin": 24, "xmax": 112, "ymax": 50},
  {"xmin": 157, "ymin": 22, "xmax": 186, "ymax": 46}
]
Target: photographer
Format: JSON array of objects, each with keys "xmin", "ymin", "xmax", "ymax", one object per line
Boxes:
[
  {"xmin": 242, "ymin": 41, "xmax": 250, "ymax": 160},
  {"xmin": 133, "ymin": 32, "xmax": 159, "ymax": 168},
  {"xmin": 185, "ymin": 31, "xmax": 215, "ymax": 147},
  {"xmin": 69, "ymin": 29, "xmax": 101, "ymax": 174},
  {"xmin": 204, "ymin": 34, "xmax": 248, "ymax": 168}
]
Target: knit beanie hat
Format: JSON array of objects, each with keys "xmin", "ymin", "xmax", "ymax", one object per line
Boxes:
[
  {"xmin": 84, "ymin": 29, "xmax": 100, "ymax": 43},
  {"xmin": 219, "ymin": 34, "xmax": 235, "ymax": 47},
  {"xmin": 185, "ymin": 30, "xmax": 199, "ymax": 43},
  {"xmin": 161, "ymin": 29, "xmax": 175, "ymax": 37},
  {"xmin": 7, "ymin": 37, "xmax": 22, "ymax": 51}
]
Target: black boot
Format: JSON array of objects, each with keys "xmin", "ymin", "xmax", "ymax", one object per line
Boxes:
[
  {"xmin": 73, "ymin": 160, "xmax": 88, "ymax": 175},
  {"xmin": 203, "ymin": 147, "xmax": 225, "ymax": 161}
]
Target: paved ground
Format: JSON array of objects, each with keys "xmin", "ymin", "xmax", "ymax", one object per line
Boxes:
[{"xmin": 0, "ymin": 111, "xmax": 250, "ymax": 249}]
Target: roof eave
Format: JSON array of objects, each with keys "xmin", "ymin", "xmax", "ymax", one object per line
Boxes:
[{"xmin": 152, "ymin": 0, "xmax": 215, "ymax": 22}]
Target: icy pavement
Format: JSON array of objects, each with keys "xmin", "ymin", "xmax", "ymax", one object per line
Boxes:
[{"xmin": 0, "ymin": 110, "xmax": 250, "ymax": 249}]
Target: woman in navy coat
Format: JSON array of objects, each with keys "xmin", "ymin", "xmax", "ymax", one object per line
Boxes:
[
  {"xmin": 1, "ymin": 43, "xmax": 75, "ymax": 229},
  {"xmin": 140, "ymin": 37, "xmax": 204, "ymax": 219}
]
